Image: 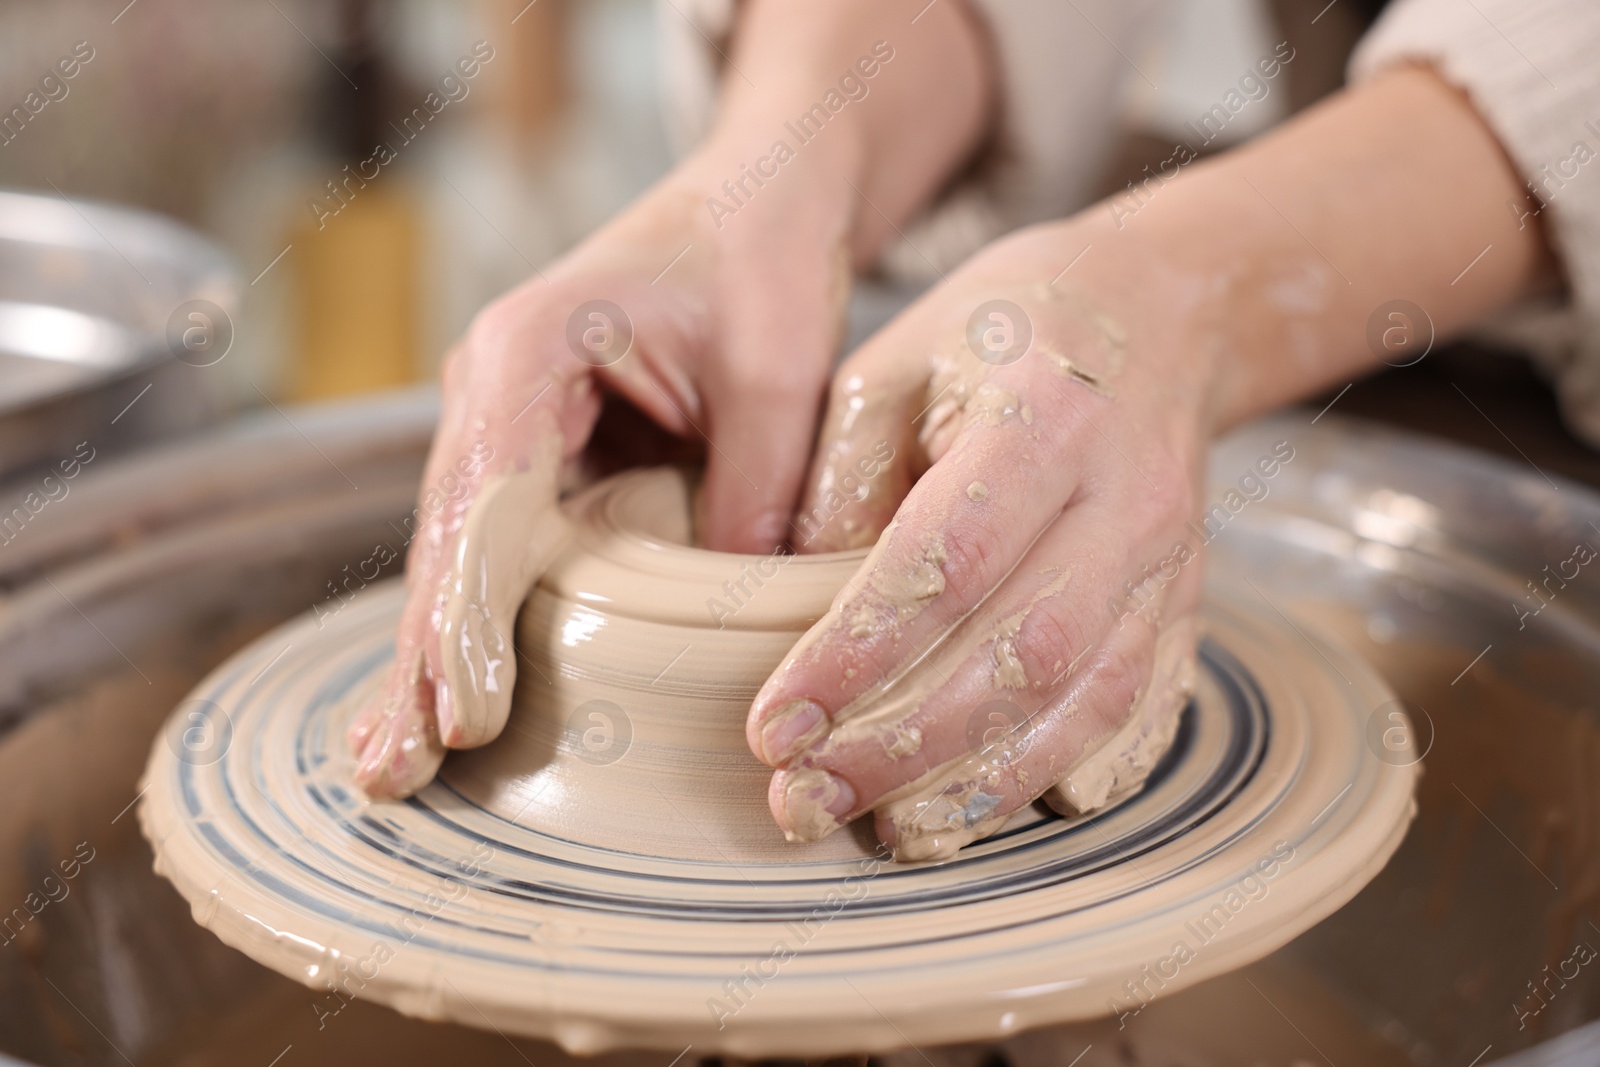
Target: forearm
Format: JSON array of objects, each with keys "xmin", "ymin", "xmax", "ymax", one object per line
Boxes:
[
  {"xmin": 703, "ymin": 0, "xmax": 993, "ymax": 265},
  {"xmin": 1050, "ymin": 65, "xmax": 1554, "ymax": 432}
]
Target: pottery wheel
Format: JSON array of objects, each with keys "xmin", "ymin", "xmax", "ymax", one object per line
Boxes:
[{"xmin": 140, "ymin": 474, "xmax": 1418, "ymax": 1058}]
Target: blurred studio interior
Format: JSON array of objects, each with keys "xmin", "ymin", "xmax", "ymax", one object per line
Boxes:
[{"xmin": 1, "ymin": 1, "xmax": 1599, "ymax": 1066}]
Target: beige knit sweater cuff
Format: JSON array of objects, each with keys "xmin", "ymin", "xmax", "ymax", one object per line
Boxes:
[{"xmin": 1351, "ymin": 0, "xmax": 1600, "ymax": 444}]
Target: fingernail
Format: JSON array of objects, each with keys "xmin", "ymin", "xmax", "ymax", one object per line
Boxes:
[
  {"xmin": 758, "ymin": 699, "xmax": 828, "ymax": 765},
  {"xmin": 777, "ymin": 768, "xmax": 856, "ymax": 842}
]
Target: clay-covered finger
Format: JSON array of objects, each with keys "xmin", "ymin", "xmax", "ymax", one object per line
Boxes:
[
  {"xmin": 748, "ymin": 360, "xmax": 1103, "ymax": 769},
  {"xmin": 791, "ymin": 343, "xmax": 929, "ymax": 554},
  {"xmin": 764, "ymin": 579, "xmax": 1162, "ymax": 854},
  {"xmin": 696, "ymin": 363, "xmax": 828, "ymax": 554},
  {"xmin": 764, "ymin": 485, "xmax": 1183, "ymax": 841},
  {"xmin": 354, "ymin": 651, "xmax": 446, "ymax": 798},
  {"xmin": 874, "ymin": 604, "xmax": 1170, "ymax": 861},
  {"xmin": 435, "ymin": 432, "xmax": 573, "ymax": 748},
  {"xmin": 351, "ymin": 537, "xmax": 450, "ymax": 795},
  {"xmin": 1042, "ymin": 612, "xmax": 1197, "ymax": 818},
  {"xmin": 1047, "ymin": 548, "xmax": 1203, "ymax": 814},
  {"xmin": 351, "ymin": 315, "xmax": 592, "ymax": 791}
]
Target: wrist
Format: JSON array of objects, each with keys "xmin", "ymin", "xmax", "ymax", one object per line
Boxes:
[
  {"xmin": 674, "ymin": 115, "xmax": 864, "ymax": 257},
  {"xmin": 697, "ymin": 0, "xmax": 991, "ymax": 267},
  {"xmin": 695, "ymin": 100, "xmax": 870, "ymax": 200},
  {"xmin": 1071, "ymin": 68, "xmax": 1554, "ymax": 435}
]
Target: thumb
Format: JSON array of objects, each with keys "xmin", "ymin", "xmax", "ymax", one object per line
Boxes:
[{"xmin": 435, "ymin": 430, "xmax": 572, "ymax": 748}]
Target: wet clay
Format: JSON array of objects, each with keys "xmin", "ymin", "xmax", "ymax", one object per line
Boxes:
[
  {"xmin": 1036, "ymin": 284, "xmax": 1128, "ymax": 397},
  {"xmin": 772, "ymin": 487, "xmax": 1199, "ymax": 858},
  {"xmin": 436, "ymin": 436, "xmax": 572, "ymax": 749},
  {"xmin": 920, "ymin": 284, "xmax": 1125, "ymax": 460},
  {"xmin": 350, "ymin": 432, "xmax": 572, "ymax": 799},
  {"xmin": 142, "ymin": 948, "xmax": 1415, "ymax": 1067},
  {"xmin": 139, "ymin": 469, "xmax": 1416, "ymax": 1057},
  {"xmin": 1048, "ymin": 618, "xmax": 1198, "ymax": 816}
]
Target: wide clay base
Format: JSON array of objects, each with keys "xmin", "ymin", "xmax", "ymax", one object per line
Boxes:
[{"xmin": 140, "ymin": 578, "xmax": 1415, "ymax": 1056}]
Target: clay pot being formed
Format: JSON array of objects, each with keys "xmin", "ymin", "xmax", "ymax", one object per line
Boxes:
[
  {"xmin": 441, "ymin": 465, "xmax": 877, "ymax": 863},
  {"xmin": 139, "ymin": 459, "xmax": 1417, "ymax": 1056}
]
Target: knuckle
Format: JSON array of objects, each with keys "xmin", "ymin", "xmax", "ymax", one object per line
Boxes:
[
  {"xmin": 465, "ymin": 296, "xmax": 531, "ymax": 361},
  {"xmin": 1081, "ymin": 631, "xmax": 1155, "ymax": 723},
  {"xmin": 1018, "ymin": 601, "xmax": 1092, "ymax": 673},
  {"xmin": 466, "ymin": 282, "xmax": 577, "ymax": 364},
  {"xmin": 1102, "ymin": 615, "xmax": 1158, "ymax": 682},
  {"xmin": 1035, "ymin": 393, "xmax": 1100, "ymax": 457},
  {"xmin": 937, "ymin": 522, "xmax": 1002, "ymax": 608}
]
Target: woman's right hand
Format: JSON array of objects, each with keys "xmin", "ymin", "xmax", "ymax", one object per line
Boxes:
[{"xmin": 346, "ymin": 135, "xmax": 864, "ymax": 797}]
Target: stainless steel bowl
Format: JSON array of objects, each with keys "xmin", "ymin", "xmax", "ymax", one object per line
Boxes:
[{"xmin": 0, "ymin": 188, "xmax": 240, "ymax": 482}]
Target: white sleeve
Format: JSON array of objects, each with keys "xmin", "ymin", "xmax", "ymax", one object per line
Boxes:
[
  {"xmin": 656, "ymin": 0, "xmax": 1166, "ymax": 281},
  {"xmin": 1350, "ymin": 0, "xmax": 1600, "ymax": 445}
]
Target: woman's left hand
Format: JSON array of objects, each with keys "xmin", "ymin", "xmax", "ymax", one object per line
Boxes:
[{"xmin": 746, "ymin": 217, "xmax": 1214, "ymax": 861}]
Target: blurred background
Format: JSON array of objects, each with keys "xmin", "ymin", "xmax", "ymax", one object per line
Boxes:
[
  {"xmin": 8, "ymin": 0, "xmax": 1590, "ymax": 486},
  {"xmin": 0, "ymin": 0, "xmax": 1393, "ymax": 439},
  {"xmin": 29, "ymin": 0, "xmax": 1596, "ymax": 487},
  {"xmin": 0, "ymin": 0, "xmax": 673, "ymax": 412}
]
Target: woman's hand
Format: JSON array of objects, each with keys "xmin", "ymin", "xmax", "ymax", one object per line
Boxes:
[
  {"xmin": 347, "ymin": 138, "xmax": 863, "ymax": 796},
  {"xmin": 346, "ymin": 0, "xmax": 994, "ymax": 797},
  {"xmin": 747, "ymin": 218, "xmax": 1213, "ymax": 860},
  {"xmin": 748, "ymin": 63, "xmax": 1554, "ymax": 860}
]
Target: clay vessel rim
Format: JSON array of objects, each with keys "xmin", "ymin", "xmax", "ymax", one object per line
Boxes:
[{"xmin": 536, "ymin": 467, "xmax": 869, "ymax": 629}]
